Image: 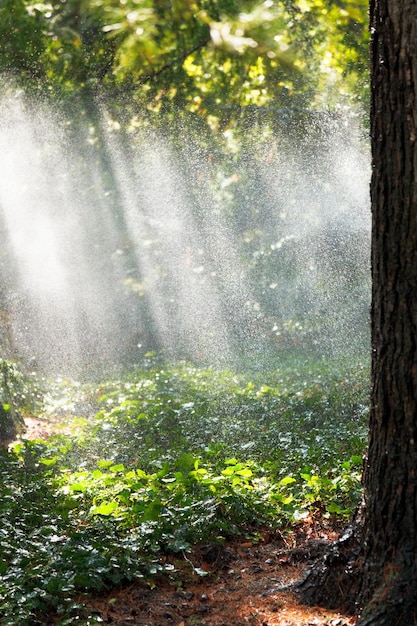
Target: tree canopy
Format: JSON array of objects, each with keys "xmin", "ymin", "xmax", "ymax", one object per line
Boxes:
[{"xmin": 0, "ymin": 0, "xmax": 369, "ymax": 121}]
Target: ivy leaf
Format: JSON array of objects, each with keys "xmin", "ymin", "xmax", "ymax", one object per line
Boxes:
[{"xmin": 90, "ymin": 501, "xmax": 119, "ymax": 516}]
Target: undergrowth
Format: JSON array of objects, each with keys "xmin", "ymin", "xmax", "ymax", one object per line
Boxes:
[{"xmin": 0, "ymin": 355, "xmax": 368, "ymax": 625}]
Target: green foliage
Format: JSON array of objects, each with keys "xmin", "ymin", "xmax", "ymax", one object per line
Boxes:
[
  {"xmin": 67, "ymin": 357, "xmax": 368, "ymax": 474},
  {"xmin": 0, "ymin": 357, "xmax": 367, "ymax": 622},
  {"xmin": 0, "ymin": 0, "xmax": 369, "ymax": 113},
  {"xmin": 0, "ymin": 446, "xmax": 149, "ymax": 625},
  {"xmin": 0, "ymin": 0, "xmax": 48, "ymax": 85}
]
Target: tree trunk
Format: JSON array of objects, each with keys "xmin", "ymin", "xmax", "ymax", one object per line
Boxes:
[
  {"xmin": 356, "ymin": 0, "xmax": 417, "ymax": 622},
  {"xmin": 298, "ymin": 1, "xmax": 417, "ymax": 622}
]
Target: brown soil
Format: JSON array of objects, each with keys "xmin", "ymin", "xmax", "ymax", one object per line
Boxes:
[
  {"xmin": 17, "ymin": 417, "xmax": 357, "ymax": 626},
  {"xmin": 81, "ymin": 526, "xmax": 356, "ymax": 626},
  {"xmin": 11, "ymin": 414, "xmax": 72, "ymax": 444}
]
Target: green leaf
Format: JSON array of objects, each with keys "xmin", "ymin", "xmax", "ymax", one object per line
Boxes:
[
  {"xmin": 70, "ymin": 482, "xmax": 88, "ymax": 492},
  {"xmin": 110, "ymin": 463, "xmax": 125, "ymax": 473},
  {"xmin": 279, "ymin": 476, "xmax": 296, "ymax": 486},
  {"xmin": 90, "ymin": 501, "xmax": 119, "ymax": 516},
  {"xmin": 97, "ymin": 459, "xmax": 114, "ymax": 469},
  {"xmin": 236, "ymin": 468, "xmax": 253, "ymax": 478},
  {"xmin": 326, "ymin": 502, "xmax": 343, "ymax": 514},
  {"xmin": 40, "ymin": 457, "xmax": 58, "ymax": 466}
]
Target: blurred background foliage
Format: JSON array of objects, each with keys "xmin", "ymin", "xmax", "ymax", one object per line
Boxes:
[{"xmin": 0, "ymin": 0, "xmax": 369, "ymax": 116}]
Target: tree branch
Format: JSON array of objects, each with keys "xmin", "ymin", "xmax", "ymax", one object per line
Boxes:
[{"xmin": 135, "ymin": 36, "xmax": 211, "ymax": 87}]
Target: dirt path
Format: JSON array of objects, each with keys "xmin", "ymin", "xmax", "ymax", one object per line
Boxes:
[
  {"xmin": 9, "ymin": 415, "xmax": 72, "ymax": 446},
  {"xmin": 83, "ymin": 530, "xmax": 356, "ymax": 626}
]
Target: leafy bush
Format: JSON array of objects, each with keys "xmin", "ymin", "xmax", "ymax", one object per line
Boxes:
[
  {"xmin": 0, "ymin": 355, "xmax": 368, "ymax": 623},
  {"xmin": 65, "ymin": 356, "xmax": 368, "ymax": 475}
]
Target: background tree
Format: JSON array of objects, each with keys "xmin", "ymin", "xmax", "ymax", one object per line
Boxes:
[{"xmin": 0, "ymin": 0, "xmax": 369, "ymax": 113}]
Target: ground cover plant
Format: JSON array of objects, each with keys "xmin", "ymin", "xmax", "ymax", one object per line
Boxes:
[{"xmin": 0, "ymin": 355, "xmax": 368, "ymax": 625}]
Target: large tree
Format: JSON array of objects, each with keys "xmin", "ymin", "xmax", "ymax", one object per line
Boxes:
[
  {"xmin": 355, "ymin": 0, "xmax": 417, "ymax": 623},
  {"xmin": 298, "ymin": 0, "xmax": 417, "ymax": 623}
]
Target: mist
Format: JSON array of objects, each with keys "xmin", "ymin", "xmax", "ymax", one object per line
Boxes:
[{"xmin": 0, "ymin": 95, "xmax": 370, "ymax": 376}]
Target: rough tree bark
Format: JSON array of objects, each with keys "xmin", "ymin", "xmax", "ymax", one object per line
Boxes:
[
  {"xmin": 298, "ymin": 1, "xmax": 417, "ymax": 624},
  {"xmin": 355, "ymin": 0, "xmax": 417, "ymax": 623}
]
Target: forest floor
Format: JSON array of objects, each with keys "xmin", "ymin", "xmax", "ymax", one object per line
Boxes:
[
  {"xmin": 19, "ymin": 417, "xmax": 357, "ymax": 626},
  {"xmin": 82, "ymin": 528, "xmax": 356, "ymax": 626}
]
